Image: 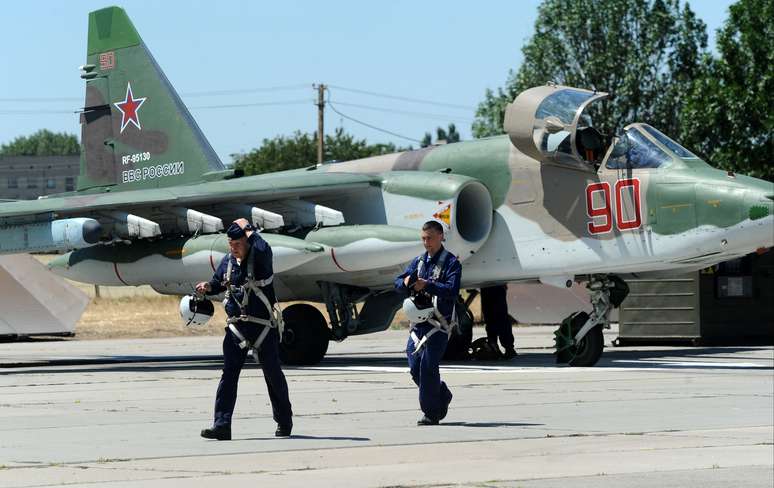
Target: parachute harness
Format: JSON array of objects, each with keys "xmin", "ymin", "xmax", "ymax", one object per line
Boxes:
[
  {"xmin": 409, "ymin": 249, "xmax": 458, "ymax": 355},
  {"xmin": 223, "ymin": 250, "xmax": 284, "ymax": 362}
]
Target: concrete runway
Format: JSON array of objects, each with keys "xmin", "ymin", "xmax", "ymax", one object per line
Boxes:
[{"xmin": 1, "ymin": 326, "xmax": 772, "ymax": 487}]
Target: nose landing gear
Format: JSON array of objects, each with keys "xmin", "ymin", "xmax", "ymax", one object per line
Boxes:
[{"xmin": 554, "ymin": 275, "xmax": 629, "ymax": 367}]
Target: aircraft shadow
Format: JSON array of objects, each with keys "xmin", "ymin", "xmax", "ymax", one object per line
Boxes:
[
  {"xmin": 2, "ymin": 346, "xmax": 770, "ymax": 375},
  {"xmin": 440, "ymin": 421, "xmax": 542, "ymax": 428},
  {"xmin": 238, "ymin": 434, "xmax": 370, "ymax": 442},
  {"xmin": 0, "ymin": 335, "xmax": 72, "ymax": 343}
]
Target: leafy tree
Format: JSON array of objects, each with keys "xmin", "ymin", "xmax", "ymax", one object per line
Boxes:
[
  {"xmin": 421, "ymin": 132, "xmax": 432, "ymax": 148},
  {"xmin": 0, "ymin": 129, "xmax": 79, "ymax": 156},
  {"xmin": 234, "ymin": 127, "xmax": 405, "ymax": 176},
  {"xmin": 681, "ymin": 0, "xmax": 773, "ymax": 180},
  {"xmin": 421, "ymin": 123, "xmax": 461, "ymax": 147},
  {"xmin": 472, "ymin": 0, "xmax": 708, "ymax": 140}
]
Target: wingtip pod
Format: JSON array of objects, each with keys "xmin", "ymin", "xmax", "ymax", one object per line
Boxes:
[{"xmin": 88, "ymin": 6, "xmax": 141, "ymax": 56}]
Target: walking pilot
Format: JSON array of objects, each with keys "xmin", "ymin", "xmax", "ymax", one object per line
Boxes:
[
  {"xmin": 395, "ymin": 220, "xmax": 461, "ymax": 425},
  {"xmin": 195, "ymin": 219, "xmax": 293, "ymax": 440}
]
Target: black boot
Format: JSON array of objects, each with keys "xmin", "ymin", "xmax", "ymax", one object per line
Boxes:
[
  {"xmin": 502, "ymin": 347, "xmax": 518, "ymax": 360},
  {"xmin": 201, "ymin": 424, "xmax": 231, "ymax": 441},
  {"xmin": 438, "ymin": 390, "xmax": 453, "ymax": 421},
  {"xmin": 275, "ymin": 422, "xmax": 293, "ymax": 437},
  {"xmin": 417, "ymin": 415, "xmax": 439, "ymax": 426}
]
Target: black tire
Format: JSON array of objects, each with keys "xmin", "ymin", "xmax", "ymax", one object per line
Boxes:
[
  {"xmin": 279, "ymin": 304, "xmax": 330, "ymax": 366},
  {"xmin": 443, "ymin": 298, "xmax": 474, "ymax": 360},
  {"xmin": 568, "ymin": 325, "xmax": 604, "ymax": 367}
]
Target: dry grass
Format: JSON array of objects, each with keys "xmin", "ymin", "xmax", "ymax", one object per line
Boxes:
[
  {"xmin": 75, "ymin": 296, "xmax": 228, "ymax": 339},
  {"xmin": 74, "ymin": 293, "xmax": 485, "ymax": 340}
]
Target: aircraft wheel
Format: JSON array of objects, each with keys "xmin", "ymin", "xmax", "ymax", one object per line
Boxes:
[
  {"xmin": 568, "ymin": 325, "xmax": 604, "ymax": 367},
  {"xmin": 279, "ymin": 304, "xmax": 330, "ymax": 365},
  {"xmin": 555, "ymin": 311, "xmax": 604, "ymax": 367}
]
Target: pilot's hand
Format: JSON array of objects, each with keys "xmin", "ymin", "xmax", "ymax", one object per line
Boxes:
[
  {"xmin": 413, "ymin": 278, "xmax": 428, "ymax": 291},
  {"xmin": 233, "ymin": 218, "xmax": 254, "ymax": 237},
  {"xmin": 233, "ymin": 218, "xmax": 249, "ymax": 229},
  {"xmin": 195, "ymin": 282, "xmax": 211, "ymax": 294}
]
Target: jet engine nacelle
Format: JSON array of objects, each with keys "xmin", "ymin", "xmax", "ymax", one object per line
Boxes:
[{"xmin": 379, "ymin": 171, "xmax": 493, "ymax": 260}]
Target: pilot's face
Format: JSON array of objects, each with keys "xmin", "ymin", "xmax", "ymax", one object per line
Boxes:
[
  {"xmin": 229, "ymin": 237, "xmax": 249, "ymax": 260},
  {"xmin": 421, "ymin": 228, "xmax": 443, "ymax": 255}
]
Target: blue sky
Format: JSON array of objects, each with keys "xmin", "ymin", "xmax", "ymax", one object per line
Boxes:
[{"xmin": 0, "ymin": 1, "xmax": 735, "ymax": 164}]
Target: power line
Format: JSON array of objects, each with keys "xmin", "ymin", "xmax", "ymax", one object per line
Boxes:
[
  {"xmin": 0, "ymin": 99, "xmax": 314, "ymax": 115},
  {"xmin": 0, "ymin": 97, "xmax": 80, "ymax": 103},
  {"xmin": 330, "ymin": 100, "xmax": 474, "ymax": 123},
  {"xmin": 179, "ymin": 83, "xmax": 311, "ymax": 98},
  {"xmin": 0, "ymin": 84, "xmax": 312, "ymax": 103},
  {"xmin": 327, "ymin": 100, "xmax": 422, "ymax": 144},
  {"xmin": 189, "ymin": 99, "xmax": 313, "ymax": 110},
  {"xmin": 0, "ymin": 84, "xmax": 477, "ymax": 112},
  {"xmin": 0, "ymin": 109, "xmax": 75, "ymax": 114},
  {"xmin": 327, "ymin": 84, "xmax": 475, "ymax": 111}
]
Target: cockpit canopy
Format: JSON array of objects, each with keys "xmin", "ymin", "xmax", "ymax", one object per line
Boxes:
[
  {"xmin": 505, "ymin": 84, "xmax": 703, "ymax": 172},
  {"xmin": 504, "ymin": 84, "xmax": 608, "ymax": 171},
  {"xmin": 605, "ymin": 123, "xmax": 700, "ymax": 170}
]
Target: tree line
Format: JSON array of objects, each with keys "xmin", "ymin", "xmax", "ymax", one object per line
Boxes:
[{"xmin": 473, "ymin": 0, "xmax": 772, "ymax": 180}]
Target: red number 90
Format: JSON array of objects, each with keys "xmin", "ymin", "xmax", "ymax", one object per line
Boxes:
[{"xmin": 586, "ymin": 179, "xmax": 641, "ymax": 235}]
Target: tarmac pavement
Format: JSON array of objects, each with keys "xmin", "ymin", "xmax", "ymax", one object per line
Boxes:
[{"xmin": 0, "ymin": 326, "xmax": 772, "ymax": 487}]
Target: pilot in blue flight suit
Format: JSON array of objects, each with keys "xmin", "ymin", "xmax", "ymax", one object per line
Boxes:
[
  {"xmin": 196, "ymin": 220, "xmax": 293, "ymax": 440},
  {"xmin": 395, "ymin": 220, "xmax": 461, "ymax": 425}
]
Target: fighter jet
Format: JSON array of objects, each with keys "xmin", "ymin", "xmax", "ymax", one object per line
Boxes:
[{"xmin": 1, "ymin": 7, "xmax": 771, "ymax": 366}]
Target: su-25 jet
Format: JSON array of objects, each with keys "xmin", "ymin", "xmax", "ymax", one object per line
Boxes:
[{"xmin": 0, "ymin": 7, "xmax": 771, "ymax": 366}]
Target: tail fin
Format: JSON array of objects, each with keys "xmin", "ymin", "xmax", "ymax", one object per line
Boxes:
[{"xmin": 78, "ymin": 6, "xmax": 224, "ymax": 191}]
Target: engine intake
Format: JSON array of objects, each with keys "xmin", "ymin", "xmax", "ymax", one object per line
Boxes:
[{"xmin": 380, "ymin": 171, "xmax": 493, "ymax": 260}]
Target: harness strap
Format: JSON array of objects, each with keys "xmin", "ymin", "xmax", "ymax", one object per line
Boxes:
[
  {"xmin": 227, "ymin": 323, "xmax": 263, "ymax": 363},
  {"xmin": 227, "ymin": 317, "xmax": 274, "ymax": 363},
  {"xmin": 227, "ymin": 315, "xmax": 273, "ymax": 327},
  {"xmin": 411, "ymin": 327, "xmax": 445, "ymax": 355},
  {"xmin": 416, "ymin": 249, "xmax": 448, "ymax": 281},
  {"xmin": 222, "ymin": 250, "xmax": 284, "ymax": 359},
  {"xmin": 410, "ymin": 249, "xmax": 456, "ymax": 355}
]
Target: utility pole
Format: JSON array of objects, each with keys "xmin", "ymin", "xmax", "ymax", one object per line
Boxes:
[{"xmin": 314, "ymin": 83, "xmax": 326, "ymax": 165}]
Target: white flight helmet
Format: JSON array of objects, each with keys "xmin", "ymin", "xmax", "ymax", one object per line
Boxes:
[
  {"xmin": 179, "ymin": 295, "xmax": 215, "ymax": 327},
  {"xmin": 402, "ymin": 296, "xmax": 435, "ymax": 324}
]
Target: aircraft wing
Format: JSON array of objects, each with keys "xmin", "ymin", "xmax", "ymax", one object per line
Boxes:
[{"xmin": 0, "ymin": 171, "xmax": 375, "ymax": 221}]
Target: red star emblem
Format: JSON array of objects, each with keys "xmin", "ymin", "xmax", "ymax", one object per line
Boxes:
[{"xmin": 114, "ymin": 82, "xmax": 147, "ymax": 133}]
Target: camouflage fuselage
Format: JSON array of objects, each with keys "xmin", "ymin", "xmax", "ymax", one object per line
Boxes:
[{"xmin": 317, "ymin": 134, "xmax": 773, "ymax": 287}]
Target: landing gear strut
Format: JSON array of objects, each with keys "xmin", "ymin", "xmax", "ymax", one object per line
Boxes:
[{"xmin": 554, "ymin": 275, "xmax": 629, "ymax": 367}]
